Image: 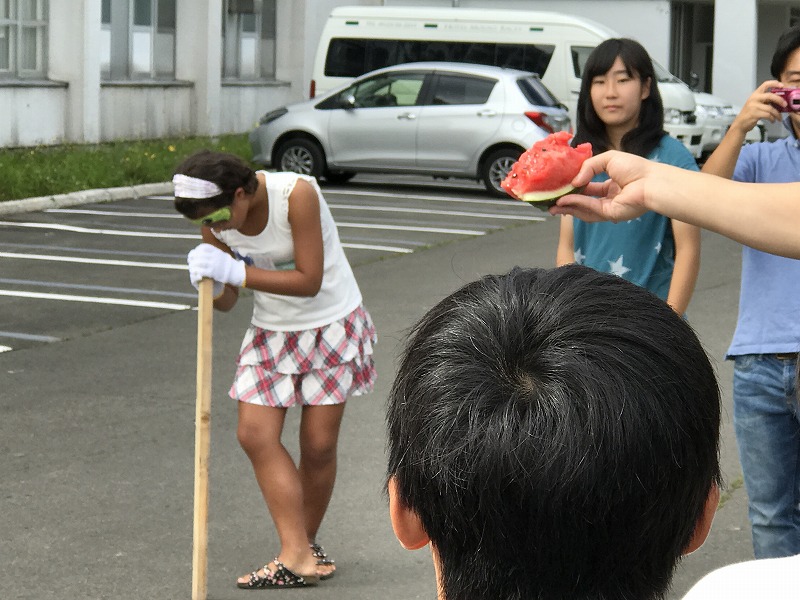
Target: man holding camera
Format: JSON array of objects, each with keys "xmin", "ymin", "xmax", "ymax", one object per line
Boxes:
[{"xmin": 701, "ymin": 26, "xmax": 800, "ymax": 561}]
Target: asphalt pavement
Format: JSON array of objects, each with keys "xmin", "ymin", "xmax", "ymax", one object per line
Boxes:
[{"xmin": 0, "ymin": 181, "xmax": 753, "ymax": 599}]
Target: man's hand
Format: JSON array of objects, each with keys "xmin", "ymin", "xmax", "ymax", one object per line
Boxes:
[
  {"xmin": 730, "ymin": 80, "xmax": 785, "ymax": 135},
  {"xmin": 550, "ymin": 151, "xmax": 653, "ymax": 223}
]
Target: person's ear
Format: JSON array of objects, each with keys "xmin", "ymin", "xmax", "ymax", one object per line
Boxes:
[
  {"xmin": 641, "ymin": 76, "xmax": 652, "ymax": 101},
  {"xmin": 388, "ymin": 476, "xmax": 430, "ymax": 550},
  {"xmin": 683, "ymin": 483, "xmax": 720, "ymax": 555}
]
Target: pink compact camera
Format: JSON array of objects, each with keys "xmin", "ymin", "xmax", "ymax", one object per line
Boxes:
[{"xmin": 771, "ymin": 87, "xmax": 800, "ymax": 112}]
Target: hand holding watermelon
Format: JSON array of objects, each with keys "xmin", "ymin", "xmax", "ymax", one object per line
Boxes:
[{"xmin": 501, "ymin": 131, "xmax": 592, "ymax": 210}]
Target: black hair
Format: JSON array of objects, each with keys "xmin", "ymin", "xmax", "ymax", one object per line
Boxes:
[
  {"xmin": 172, "ymin": 149, "xmax": 258, "ymax": 219},
  {"xmin": 771, "ymin": 25, "xmax": 800, "ymax": 78},
  {"xmin": 386, "ymin": 265, "xmax": 721, "ymax": 600},
  {"xmin": 573, "ymin": 38, "xmax": 666, "ymax": 157}
]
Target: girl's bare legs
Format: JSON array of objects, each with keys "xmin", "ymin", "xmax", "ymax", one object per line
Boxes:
[
  {"xmin": 299, "ymin": 403, "xmax": 346, "ymax": 576},
  {"xmin": 236, "ymin": 402, "xmax": 344, "ymax": 581}
]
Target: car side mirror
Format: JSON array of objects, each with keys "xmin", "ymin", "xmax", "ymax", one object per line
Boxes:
[{"xmin": 341, "ymin": 95, "xmax": 357, "ymax": 109}]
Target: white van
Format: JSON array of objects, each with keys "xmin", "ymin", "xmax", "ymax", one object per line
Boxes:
[{"xmin": 311, "ymin": 6, "xmax": 704, "ymax": 158}]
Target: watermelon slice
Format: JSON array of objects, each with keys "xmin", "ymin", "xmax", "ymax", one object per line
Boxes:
[{"xmin": 501, "ymin": 131, "xmax": 592, "ymax": 209}]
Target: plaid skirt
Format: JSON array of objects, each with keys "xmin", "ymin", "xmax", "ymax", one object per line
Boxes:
[{"xmin": 229, "ymin": 304, "xmax": 377, "ymax": 407}]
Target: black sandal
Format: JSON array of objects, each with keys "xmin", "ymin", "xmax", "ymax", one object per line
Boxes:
[
  {"xmin": 310, "ymin": 543, "xmax": 336, "ymax": 580},
  {"xmin": 237, "ymin": 558, "xmax": 320, "ymax": 589}
]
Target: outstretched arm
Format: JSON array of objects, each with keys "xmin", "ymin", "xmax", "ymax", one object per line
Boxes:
[{"xmin": 551, "ymin": 151, "xmax": 800, "ymax": 259}]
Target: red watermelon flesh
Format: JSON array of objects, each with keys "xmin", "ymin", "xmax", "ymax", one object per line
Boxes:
[{"xmin": 501, "ymin": 131, "xmax": 592, "ymax": 206}]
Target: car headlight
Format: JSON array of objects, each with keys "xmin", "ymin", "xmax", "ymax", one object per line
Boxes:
[
  {"xmin": 258, "ymin": 107, "xmax": 288, "ymax": 125},
  {"xmin": 695, "ymin": 104, "xmax": 724, "ymax": 118},
  {"xmin": 664, "ymin": 108, "xmax": 683, "ymax": 125}
]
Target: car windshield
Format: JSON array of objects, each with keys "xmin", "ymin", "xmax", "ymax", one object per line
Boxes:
[
  {"xmin": 516, "ymin": 76, "xmax": 561, "ymax": 108},
  {"xmin": 652, "ymin": 61, "xmax": 682, "ymax": 84}
]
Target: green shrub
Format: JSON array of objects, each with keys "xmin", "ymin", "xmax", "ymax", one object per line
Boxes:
[{"xmin": 0, "ymin": 134, "xmax": 252, "ymax": 201}]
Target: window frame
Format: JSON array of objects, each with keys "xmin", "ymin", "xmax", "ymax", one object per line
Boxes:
[
  {"xmin": 221, "ymin": 0, "xmax": 276, "ymax": 81},
  {"xmin": 101, "ymin": 0, "xmax": 176, "ymax": 81},
  {"xmin": 0, "ymin": 0, "xmax": 48, "ymax": 80}
]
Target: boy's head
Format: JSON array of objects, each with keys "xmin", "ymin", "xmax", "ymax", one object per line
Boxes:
[
  {"xmin": 386, "ymin": 265, "xmax": 721, "ymax": 600},
  {"xmin": 770, "ymin": 25, "xmax": 800, "ymax": 80}
]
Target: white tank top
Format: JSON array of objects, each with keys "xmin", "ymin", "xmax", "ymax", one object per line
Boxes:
[{"xmin": 213, "ymin": 171, "xmax": 362, "ymax": 331}]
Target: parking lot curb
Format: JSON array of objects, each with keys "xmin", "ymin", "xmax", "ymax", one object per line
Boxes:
[{"xmin": 0, "ymin": 182, "xmax": 173, "ymax": 216}]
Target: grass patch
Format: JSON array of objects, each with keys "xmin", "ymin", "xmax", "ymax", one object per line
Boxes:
[
  {"xmin": 717, "ymin": 475, "xmax": 744, "ymax": 511},
  {"xmin": 0, "ymin": 133, "xmax": 252, "ymax": 201}
]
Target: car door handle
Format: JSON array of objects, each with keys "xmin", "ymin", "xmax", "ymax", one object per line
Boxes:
[
  {"xmin": 397, "ymin": 112, "xmax": 416, "ymax": 120},
  {"xmin": 477, "ymin": 109, "xmax": 497, "ymax": 117}
]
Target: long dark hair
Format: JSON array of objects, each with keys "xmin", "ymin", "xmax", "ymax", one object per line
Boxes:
[{"xmin": 573, "ymin": 38, "xmax": 666, "ymax": 157}]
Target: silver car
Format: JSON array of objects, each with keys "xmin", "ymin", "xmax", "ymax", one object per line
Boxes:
[{"xmin": 249, "ymin": 62, "xmax": 571, "ymax": 196}]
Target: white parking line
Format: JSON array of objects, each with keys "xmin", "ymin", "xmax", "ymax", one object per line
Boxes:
[
  {"xmin": 0, "ymin": 221, "xmax": 198, "ymax": 238},
  {"xmin": 0, "ymin": 290, "xmax": 192, "ymax": 310},
  {"xmin": 344, "ymin": 242, "xmax": 413, "ymax": 253},
  {"xmin": 0, "ymin": 252, "xmax": 188, "ymax": 270},
  {"xmin": 337, "ymin": 222, "xmax": 483, "ymax": 235},
  {"xmin": 0, "ymin": 222, "xmax": 411, "ymax": 253},
  {"xmin": 43, "ymin": 210, "xmax": 485, "ymax": 235},
  {"xmin": 0, "ymin": 278, "xmax": 197, "ymax": 299},
  {"xmin": 0, "ymin": 331, "xmax": 61, "ymax": 342},
  {"xmin": 322, "ymin": 188, "xmax": 525, "ymax": 207},
  {"xmin": 329, "ymin": 204, "xmax": 545, "ymax": 221},
  {"xmin": 46, "ymin": 209, "xmax": 182, "ymax": 219},
  {"xmin": 148, "ymin": 190, "xmax": 522, "ymax": 209}
]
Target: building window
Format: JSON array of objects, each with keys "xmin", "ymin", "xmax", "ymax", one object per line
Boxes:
[
  {"xmin": 222, "ymin": 0, "xmax": 276, "ymax": 80},
  {"xmin": 101, "ymin": 0, "xmax": 176, "ymax": 80},
  {"xmin": 0, "ymin": 0, "xmax": 48, "ymax": 78}
]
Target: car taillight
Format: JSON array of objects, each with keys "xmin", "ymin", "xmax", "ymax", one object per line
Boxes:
[
  {"xmin": 309, "ymin": 79, "xmax": 316, "ymax": 99},
  {"xmin": 525, "ymin": 111, "xmax": 554, "ymax": 133}
]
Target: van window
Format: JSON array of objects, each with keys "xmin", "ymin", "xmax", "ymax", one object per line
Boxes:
[
  {"xmin": 325, "ymin": 38, "xmax": 555, "ymax": 78},
  {"xmin": 516, "ymin": 76, "xmax": 561, "ymax": 107},
  {"xmin": 570, "ymin": 46, "xmax": 595, "ymax": 78},
  {"xmin": 430, "ymin": 74, "xmax": 496, "ymax": 105},
  {"xmin": 571, "ymin": 45, "xmax": 682, "ymax": 86}
]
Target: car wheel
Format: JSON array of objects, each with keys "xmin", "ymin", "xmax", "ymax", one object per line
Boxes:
[
  {"xmin": 481, "ymin": 148, "xmax": 522, "ymax": 197},
  {"xmin": 275, "ymin": 138, "xmax": 325, "ymax": 179},
  {"xmin": 324, "ymin": 170, "xmax": 356, "ymax": 184}
]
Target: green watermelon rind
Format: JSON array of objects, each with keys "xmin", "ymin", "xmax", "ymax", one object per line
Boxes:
[{"xmin": 518, "ymin": 184, "xmax": 585, "ymax": 210}]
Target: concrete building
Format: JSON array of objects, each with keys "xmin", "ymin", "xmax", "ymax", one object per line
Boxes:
[{"xmin": 1, "ymin": 0, "xmax": 795, "ymax": 148}]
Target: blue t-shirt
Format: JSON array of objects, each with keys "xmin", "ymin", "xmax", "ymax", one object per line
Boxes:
[
  {"xmin": 727, "ymin": 118, "xmax": 800, "ymax": 357},
  {"xmin": 572, "ymin": 135, "xmax": 699, "ymax": 300}
]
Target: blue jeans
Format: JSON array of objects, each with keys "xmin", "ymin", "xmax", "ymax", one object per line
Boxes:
[{"xmin": 733, "ymin": 354, "xmax": 800, "ymax": 558}]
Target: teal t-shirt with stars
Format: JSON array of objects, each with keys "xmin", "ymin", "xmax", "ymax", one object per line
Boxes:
[{"xmin": 572, "ymin": 135, "xmax": 699, "ymax": 300}]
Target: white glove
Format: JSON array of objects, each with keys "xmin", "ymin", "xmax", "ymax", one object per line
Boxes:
[{"xmin": 187, "ymin": 243, "xmax": 246, "ymax": 296}]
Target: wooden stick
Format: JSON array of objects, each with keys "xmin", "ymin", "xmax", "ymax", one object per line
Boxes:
[{"xmin": 192, "ymin": 278, "xmax": 214, "ymax": 600}]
